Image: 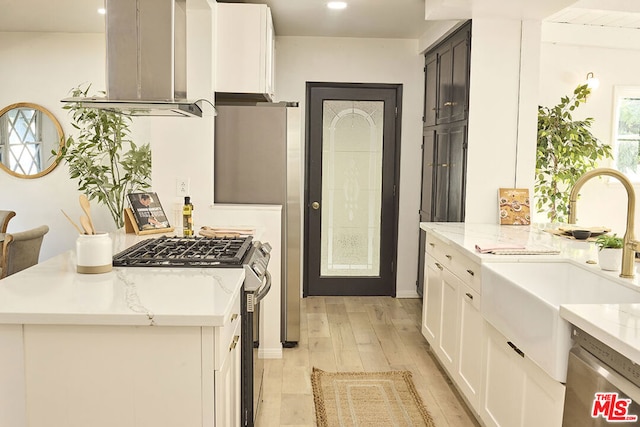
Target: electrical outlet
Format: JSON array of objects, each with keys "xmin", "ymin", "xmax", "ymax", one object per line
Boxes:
[{"xmin": 176, "ymin": 177, "xmax": 190, "ymax": 197}]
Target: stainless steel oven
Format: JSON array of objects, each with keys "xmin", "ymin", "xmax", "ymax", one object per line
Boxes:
[
  {"xmin": 563, "ymin": 327, "xmax": 640, "ymax": 426},
  {"xmin": 112, "ymin": 236, "xmax": 272, "ymax": 427},
  {"xmin": 242, "ymin": 264, "xmax": 271, "ymax": 427}
]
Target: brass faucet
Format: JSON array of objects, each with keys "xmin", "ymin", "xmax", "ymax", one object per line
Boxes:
[{"xmin": 568, "ymin": 168, "xmax": 640, "ymax": 278}]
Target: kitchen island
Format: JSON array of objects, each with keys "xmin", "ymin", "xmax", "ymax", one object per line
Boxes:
[
  {"xmin": 420, "ymin": 222, "xmax": 640, "ymax": 427},
  {"xmin": 0, "ymin": 239, "xmax": 245, "ymax": 427}
]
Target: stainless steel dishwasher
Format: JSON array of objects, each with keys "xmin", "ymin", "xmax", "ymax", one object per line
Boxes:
[{"xmin": 563, "ymin": 327, "xmax": 640, "ymax": 426}]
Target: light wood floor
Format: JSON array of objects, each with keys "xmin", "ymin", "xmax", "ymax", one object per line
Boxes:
[{"xmin": 255, "ymin": 296, "xmax": 480, "ymax": 426}]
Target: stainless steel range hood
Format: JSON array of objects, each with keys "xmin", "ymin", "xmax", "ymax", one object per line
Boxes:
[{"xmin": 62, "ymin": 0, "xmax": 204, "ymax": 118}]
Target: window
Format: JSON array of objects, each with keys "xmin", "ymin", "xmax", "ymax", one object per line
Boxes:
[
  {"xmin": 613, "ymin": 86, "xmax": 640, "ymax": 181},
  {"xmin": 0, "ymin": 108, "xmax": 44, "ymax": 175}
]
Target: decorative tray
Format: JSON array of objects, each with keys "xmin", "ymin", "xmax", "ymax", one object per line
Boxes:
[
  {"xmin": 556, "ymin": 226, "xmax": 611, "ymax": 236},
  {"xmin": 545, "ymin": 226, "xmax": 611, "ymax": 241}
]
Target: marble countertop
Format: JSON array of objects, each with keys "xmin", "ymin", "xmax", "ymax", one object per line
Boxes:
[
  {"xmin": 0, "ymin": 232, "xmax": 245, "ymax": 327},
  {"xmin": 420, "ymin": 222, "xmax": 600, "ymax": 263},
  {"xmin": 421, "ymin": 222, "xmax": 640, "ymax": 364}
]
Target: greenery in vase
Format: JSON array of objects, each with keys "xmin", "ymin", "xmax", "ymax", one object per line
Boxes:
[
  {"xmin": 535, "ymin": 84, "xmax": 613, "ymax": 223},
  {"xmin": 58, "ymin": 85, "xmax": 152, "ymax": 228},
  {"xmin": 595, "ymin": 233, "xmax": 624, "ymax": 251}
]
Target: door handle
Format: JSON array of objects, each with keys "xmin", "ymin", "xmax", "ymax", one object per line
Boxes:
[{"xmin": 311, "ymin": 201, "xmax": 320, "ymax": 210}]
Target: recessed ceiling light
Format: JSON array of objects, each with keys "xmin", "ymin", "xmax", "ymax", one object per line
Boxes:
[
  {"xmin": 97, "ymin": 8, "xmax": 106, "ymax": 15},
  {"xmin": 327, "ymin": 2, "xmax": 347, "ymax": 10}
]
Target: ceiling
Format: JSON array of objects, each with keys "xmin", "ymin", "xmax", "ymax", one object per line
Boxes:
[
  {"xmin": 0, "ymin": 0, "xmax": 640, "ymax": 38},
  {"xmin": 545, "ymin": 0, "xmax": 640, "ymax": 29}
]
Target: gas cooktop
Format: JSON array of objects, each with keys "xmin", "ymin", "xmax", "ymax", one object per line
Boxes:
[{"xmin": 112, "ymin": 235, "xmax": 254, "ymax": 268}]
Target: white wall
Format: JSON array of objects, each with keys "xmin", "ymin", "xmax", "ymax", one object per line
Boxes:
[
  {"xmin": 465, "ymin": 18, "xmax": 541, "ymax": 224},
  {"xmin": 0, "ymin": 32, "xmax": 109, "ymax": 260},
  {"xmin": 538, "ymin": 22, "xmax": 640, "ymax": 236},
  {"xmin": 0, "ymin": 5, "xmax": 215, "ymax": 261},
  {"xmin": 274, "ymin": 36, "xmax": 424, "ymax": 298}
]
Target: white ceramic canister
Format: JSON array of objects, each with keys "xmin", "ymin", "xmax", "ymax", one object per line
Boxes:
[{"xmin": 76, "ymin": 233, "xmax": 113, "ymax": 274}]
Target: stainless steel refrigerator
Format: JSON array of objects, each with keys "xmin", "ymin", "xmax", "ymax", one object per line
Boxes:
[{"xmin": 214, "ymin": 102, "xmax": 301, "ymax": 347}]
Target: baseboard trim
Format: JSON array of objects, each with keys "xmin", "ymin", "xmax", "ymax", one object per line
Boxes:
[
  {"xmin": 259, "ymin": 347, "xmax": 283, "ymax": 359},
  {"xmin": 396, "ymin": 290, "xmax": 421, "ymax": 299}
]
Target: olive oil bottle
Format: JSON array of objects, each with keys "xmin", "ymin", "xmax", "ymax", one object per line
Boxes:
[{"xmin": 182, "ymin": 196, "xmax": 194, "ymax": 237}]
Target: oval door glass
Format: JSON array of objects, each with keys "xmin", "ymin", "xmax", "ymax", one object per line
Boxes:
[{"xmin": 320, "ymin": 100, "xmax": 383, "ymax": 277}]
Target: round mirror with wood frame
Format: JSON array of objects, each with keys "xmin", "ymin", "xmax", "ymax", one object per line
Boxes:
[{"xmin": 0, "ymin": 102, "xmax": 64, "ymax": 179}]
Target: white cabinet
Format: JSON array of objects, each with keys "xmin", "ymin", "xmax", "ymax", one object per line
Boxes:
[
  {"xmin": 211, "ymin": 291, "xmax": 242, "ymax": 427},
  {"xmin": 422, "ymin": 231, "xmax": 565, "ymax": 427},
  {"xmin": 481, "ymin": 322, "xmax": 565, "ymax": 427},
  {"xmin": 421, "ymin": 233, "xmax": 483, "ymax": 412},
  {"xmin": 456, "ymin": 281, "xmax": 483, "ymax": 409},
  {"xmin": 216, "ymin": 3, "xmax": 275, "ymax": 100},
  {"xmin": 438, "ymin": 268, "xmax": 461, "ymax": 373},
  {"xmin": 422, "ymin": 254, "xmax": 442, "ymax": 343},
  {"xmin": 23, "ymin": 325, "xmax": 205, "ymax": 427},
  {"xmin": 420, "ymin": 227, "xmax": 567, "ymax": 427},
  {"xmin": 18, "ymin": 291, "xmax": 243, "ymax": 427},
  {"xmin": 215, "ymin": 317, "xmax": 241, "ymax": 427}
]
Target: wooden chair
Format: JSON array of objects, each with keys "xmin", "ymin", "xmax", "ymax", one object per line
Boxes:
[
  {"xmin": 0, "ymin": 225, "xmax": 49, "ymax": 279},
  {"xmin": 0, "ymin": 210, "xmax": 16, "ymax": 233}
]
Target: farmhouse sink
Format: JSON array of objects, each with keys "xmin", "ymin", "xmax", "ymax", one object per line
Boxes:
[{"xmin": 482, "ymin": 260, "xmax": 640, "ymax": 382}]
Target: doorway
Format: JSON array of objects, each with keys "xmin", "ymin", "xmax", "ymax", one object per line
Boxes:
[{"xmin": 304, "ymin": 82, "xmax": 402, "ymax": 296}]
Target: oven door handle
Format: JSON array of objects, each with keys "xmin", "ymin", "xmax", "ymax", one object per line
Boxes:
[{"xmin": 255, "ymin": 270, "xmax": 272, "ymax": 303}]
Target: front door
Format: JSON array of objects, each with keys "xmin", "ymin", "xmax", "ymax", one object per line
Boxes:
[{"xmin": 304, "ymin": 82, "xmax": 401, "ymax": 296}]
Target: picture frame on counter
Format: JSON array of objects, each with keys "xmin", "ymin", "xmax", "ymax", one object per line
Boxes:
[
  {"xmin": 498, "ymin": 188, "xmax": 531, "ymax": 225},
  {"xmin": 124, "ymin": 192, "xmax": 174, "ymax": 235}
]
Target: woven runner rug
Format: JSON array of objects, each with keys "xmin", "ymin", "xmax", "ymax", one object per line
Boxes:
[{"xmin": 311, "ymin": 367, "xmax": 436, "ymax": 426}]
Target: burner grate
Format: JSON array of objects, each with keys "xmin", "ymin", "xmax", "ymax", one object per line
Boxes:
[{"xmin": 112, "ymin": 235, "xmax": 254, "ymax": 267}]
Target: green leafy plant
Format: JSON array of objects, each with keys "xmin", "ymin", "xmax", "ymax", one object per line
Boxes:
[
  {"xmin": 595, "ymin": 233, "xmax": 624, "ymax": 251},
  {"xmin": 57, "ymin": 84, "xmax": 152, "ymax": 228},
  {"xmin": 535, "ymin": 84, "xmax": 613, "ymax": 223}
]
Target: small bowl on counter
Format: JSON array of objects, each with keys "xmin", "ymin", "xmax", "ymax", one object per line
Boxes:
[{"xmin": 571, "ymin": 229, "xmax": 592, "ymax": 240}]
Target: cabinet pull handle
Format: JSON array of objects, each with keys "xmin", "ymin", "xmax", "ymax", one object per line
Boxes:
[
  {"xmin": 434, "ymin": 262, "xmax": 444, "ymax": 271},
  {"xmin": 507, "ymin": 341, "xmax": 525, "ymax": 358},
  {"xmin": 229, "ymin": 335, "xmax": 240, "ymax": 352},
  {"xmin": 440, "ymin": 163, "xmax": 449, "ymax": 167},
  {"xmin": 429, "ymin": 242, "xmax": 435, "ymax": 248},
  {"xmin": 231, "ymin": 313, "xmax": 239, "ymax": 322},
  {"xmin": 465, "ymin": 292, "xmax": 473, "ymax": 300},
  {"xmin": 443, "ymin": 101, "xmax": 458, "ymax": 107},
  {"xmin": 445, "ymin": 254, "xmax": 452, "ymax": 260},
  {"xmin": 466, "ymin": 269, "xmax": 475, "ymax": 276}
]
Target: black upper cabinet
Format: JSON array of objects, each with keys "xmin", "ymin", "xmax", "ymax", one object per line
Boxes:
[
  {"xmin": 434, "ymin": 125, "xmax": 467, "ymax": 222},
  {"xmin": 421, "ymin": 20, "xmax": 471, "ymax": 222},
  {"xmin": 423, "ymin": 21, "xmax": 471, "ymax": 127},
  {"xmin": 449, "ymin": 31, "xmax": 470, "ymax": 123},
  {"xmin": 420, "ymin": 131, "xmax": 435, "ymax": 215},
  {"xmin": 423, "ymin": 54, "xmax": 438, "ymax": 127}
]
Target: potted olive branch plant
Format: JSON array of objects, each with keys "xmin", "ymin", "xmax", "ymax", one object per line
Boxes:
[
  {"xmin": 595, "ymin": 233, "xmax": 624, "ymax": 271},
  {"xmin": 535, "ymin": 84, "xmax": 613, "ymax": 223},
  {"xmin": 57, "ymin": 84, "xmax": 152, "ymax": 229}
]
